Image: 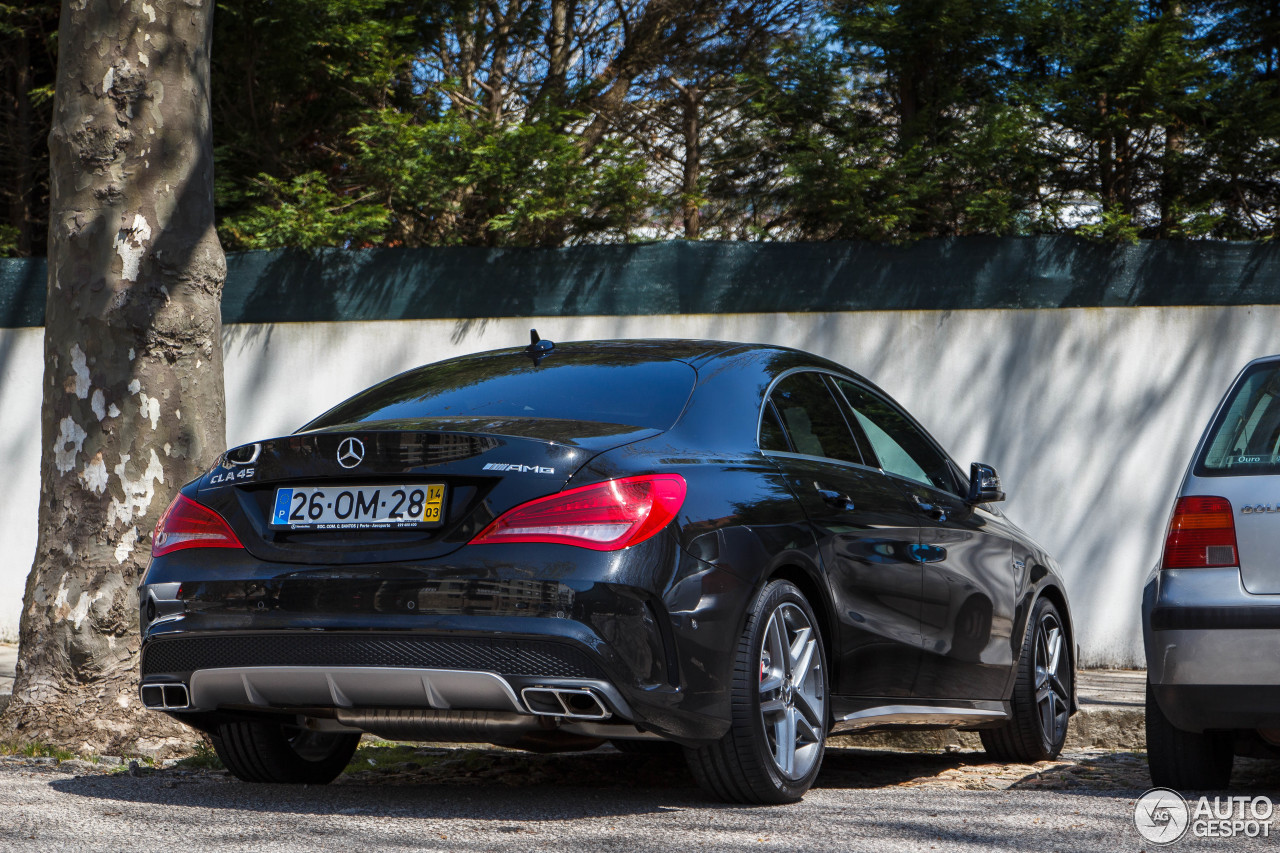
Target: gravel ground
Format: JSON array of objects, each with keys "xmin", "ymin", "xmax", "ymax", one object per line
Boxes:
[{"xmin": 2, "ymin": 745, "xmax": 1280, "ymax": 852}]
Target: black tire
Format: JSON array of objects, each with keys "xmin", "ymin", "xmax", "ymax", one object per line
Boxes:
[
  {"xmin": 609, "ymin": 738, "xmax": 683, "ymax": 757},
  {"xmin": 1146, "ymin": 680, "xmax": 1233, "ymax": 789},
  {"xmin": 684, "ymin": 579, "xmax": 828, "ymax": 804},
  {"xmin": 212, "ymin": 720, "xmax": 360, "ymax": 784},
  {"xmin": 981, "ymin": 597, "xmax": 1072, "ymax": 762}
]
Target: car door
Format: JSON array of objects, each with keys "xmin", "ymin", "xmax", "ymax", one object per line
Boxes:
[
  {"xmin": 831, "ymin": 377, "xmax": 1019, "ymax": 701},
  {"xmin": 761, "ymin": 370, "xmax": 924, "ymax": 699}
]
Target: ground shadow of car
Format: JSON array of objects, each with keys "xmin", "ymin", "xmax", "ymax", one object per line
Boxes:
[{"xmin": 43, "ymin": 745, "xmax": 1208, "ymax": 819}]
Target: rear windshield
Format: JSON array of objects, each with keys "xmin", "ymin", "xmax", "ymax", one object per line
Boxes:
[
  {"xmin": 305, "ymin": 354, "xmax": 696, "ymax": 432},
  {"xmin": 1198, "ymin": 362, "xmax": 1280, "ymax": 476}
]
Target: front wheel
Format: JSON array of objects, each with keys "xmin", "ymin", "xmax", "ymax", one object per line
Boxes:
[
  {"xmin": 981, "ymin": 597, "xmax": 1072, "ymax": 762},
  {"xmin": 212, "ymin": 720, "xmax": 360, "ymax": 784},
  {"xmin": 685, "ymin": 579, "xmax": 828, "ymax": 803}
]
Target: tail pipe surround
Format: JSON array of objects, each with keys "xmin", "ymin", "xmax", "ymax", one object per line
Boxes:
[
  {"xmin": 140, "ymin": 682, "xmax": 191, "ymax": 710},
  {"xmin": 520, "ymin": 686, "xmax": 611, "ymax": 720}
]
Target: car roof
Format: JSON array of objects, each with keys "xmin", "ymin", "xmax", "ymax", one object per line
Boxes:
[
  {"xmin": 460, "ymin": 337, "xmax": 749, "ymax": 366},
  {"xmin": 461, "ymin": 336, "xmax": 863, "ymax": 373}
]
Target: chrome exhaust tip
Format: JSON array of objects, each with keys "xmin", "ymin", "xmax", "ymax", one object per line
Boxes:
[
  {"xmin": 520, "ymin": 686, "xmax": 611, "ymax": 720},
  {"xmin": 140, "ymin": 682, "xmax": 190, "ymax": 710}
]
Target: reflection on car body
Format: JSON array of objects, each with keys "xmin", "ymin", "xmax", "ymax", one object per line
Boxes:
[{"xmin": 139, "ymin": 335, "xmax": 1075, "ymax": 803}]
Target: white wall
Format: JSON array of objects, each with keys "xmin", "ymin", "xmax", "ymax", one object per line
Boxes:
[
  {"xmin": 0, "ymin": 327, "xmax": 45, "ymax": 642},
  {"xmin": 3, "ymin": 307, "xmax": 1274, "ymax": 666}
]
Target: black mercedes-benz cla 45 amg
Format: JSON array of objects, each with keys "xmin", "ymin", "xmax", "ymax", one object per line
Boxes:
[{"xmin": 138, "ymin": 336, "xmax": 1074, "ymax": 803}]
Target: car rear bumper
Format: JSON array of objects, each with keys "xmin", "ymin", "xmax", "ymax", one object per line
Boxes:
[
  {"xmin": 137, "ymin": 541, "xmax": 751, "ymax": 744},
  {"xmin": 1144, "ymin": 567, "xmax": 1280, "ymax": 730},
  {"xmin": 1144, "ymin": 568, "xmax": 1280, "ymax": 684},
  {"xmin": 139, "ymin": 631, "xmax": 634, "ymax": 716}
]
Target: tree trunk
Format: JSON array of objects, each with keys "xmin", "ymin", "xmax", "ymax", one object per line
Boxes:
[
  {"xmin": 1098, "ymin": 93, "xmax": 1115, "ymax": 210},
  {"xmin": 2, "ymin": 0, "xmax": 226, "ymax": 757},
  {"xmin": 9, "ymin": 31, "xmax": 34, "ymax": 255},
  {"xmin": 673, "ymin": 80, "xmax": 702, "ymax": 240},
  {"xmin": 1158, "ymin": 0, "xmax": 1184, "ymax": 238}
]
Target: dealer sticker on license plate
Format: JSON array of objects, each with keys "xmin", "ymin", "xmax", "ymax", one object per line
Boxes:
[{"xmin": 270, "ymin": 484, "xmax": 446, "ymax": 529}]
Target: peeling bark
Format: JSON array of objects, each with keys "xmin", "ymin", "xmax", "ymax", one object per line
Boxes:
[{"xmin": 3, "ymin": 0, "xmax": 226, "ymax": 757}]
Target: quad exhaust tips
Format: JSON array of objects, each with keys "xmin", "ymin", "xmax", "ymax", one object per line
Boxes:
[
  {"xmin": 140, "ymin": 683, "xmax": 190, "ymax": 710},
  {"xmin": 520, "ymin": 686, "xmax": 611, "ymax": 720}
]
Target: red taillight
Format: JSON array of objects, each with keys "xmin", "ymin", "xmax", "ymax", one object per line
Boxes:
[
  {"xmin": 152, "ymin": 494, "xmax": 244, "ymax": 557},
  {"xmin": 1161, "ymin": 496, "xmax": 1239, "ymax": 569},
  {"xmin": 471, "ymin": 474, "xmax": 687, "ymax": 551}
]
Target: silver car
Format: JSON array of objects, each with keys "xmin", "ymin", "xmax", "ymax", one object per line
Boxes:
[{"xmin": 1144, "ymin": 355, "xmax": 1280, "ymax": 789}]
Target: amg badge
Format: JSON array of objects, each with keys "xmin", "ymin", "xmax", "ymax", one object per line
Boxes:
[{"xmin": 483, "ymin": 463, "xmax": 555, "ymax": 474}]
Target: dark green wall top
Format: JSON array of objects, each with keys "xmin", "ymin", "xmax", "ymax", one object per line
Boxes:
[{"xmin": 4, "ymin": 237, "xmax": 1280, "ymax": 327}]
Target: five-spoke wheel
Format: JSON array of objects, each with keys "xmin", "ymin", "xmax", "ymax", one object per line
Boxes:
[
  {"xmin": 981, "ymin": 596, "xmax": 1072, "ymax": 762},
  {"xmin": 1033, "ymin": 607, "xmax": 1070, "ymax": 749},
  {"xmin": 757, "ymin": 601, "xmax": 826, "ymax": 780},
  {"xmin": 685, "ymin": 579, "xmax": 828, "ymax": 803}
]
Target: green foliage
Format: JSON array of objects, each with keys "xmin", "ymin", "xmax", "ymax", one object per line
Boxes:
[
  {"xmin": 14, "ymin": 0, "xmax": 1280, "ymax": 250},
  {"xmin": 220, "ymin": 172, "xmax": 389, "ymax": 250},
  {"xmin": 0, "ymin": 224, "xmax": 19, "ymax": 257},
  {"xmin": 344, "ymin": 741, "xmax": 447, "ymax": 774},
  {"xmin": 171, "ymin": 740, "xmax": 224, "ymax": 771},
  {"xmin": 347, "ymin": 109, "xmax": 653, "ymax": 246},
  {"xmin": 1, "ymin": 0, "xmax": 59, "ymax": 257},
  {"xmin": 1077, "ymin": 207, "xmax": 1142, "ymax": 244},
  {"xmin": 747, "ymin": 6, "xmax": 1049, "ymax": 241},
  {"xmin": 0, "ymin": 740, "xmax": 76, "ymax": 761},
  {"xmin": 210, "ymin": 0, "xmax": 422, "ymax": 246}
]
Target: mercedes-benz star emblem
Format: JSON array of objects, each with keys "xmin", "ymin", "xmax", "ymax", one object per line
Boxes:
[{"xmin": 337, "ymin": 437, "xmax": 365, "ymax": 469}]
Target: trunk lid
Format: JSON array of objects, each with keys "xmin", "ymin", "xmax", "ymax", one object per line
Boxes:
[{"xmin": 194, "ymin": 418, "xmax": 660, "ymax": 564}]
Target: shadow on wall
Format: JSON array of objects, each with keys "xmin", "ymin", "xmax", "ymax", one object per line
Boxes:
[
  {"xmin": 793, "ymin": 308, "xmax": 1259, "ymax": 667},
  {"xmin": 216, "ymin": 307, "xmax": 1275, "ymax": 667}
]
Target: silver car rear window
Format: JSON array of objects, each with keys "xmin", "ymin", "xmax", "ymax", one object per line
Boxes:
[{"xmin": 1198, "ymin": 362, "xmax": 1280, "ymax": 475}]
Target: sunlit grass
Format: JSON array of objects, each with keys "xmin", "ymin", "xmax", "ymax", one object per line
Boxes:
[
  {"xmin": 0, "ymin": 741, "xmax": 76, "ymax": 762},
  {"xmin": 344, "ymin": 741, "xmax": 453, "ymax": 774},
  {"xmin": 171, "ymin": 741, "xmax": 223, "ymax": 771}
]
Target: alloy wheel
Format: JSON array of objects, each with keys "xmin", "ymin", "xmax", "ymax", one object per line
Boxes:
[
  {"xmin": 1034, "ymin": 610, "xmax": 1070, "ymax": 747},
  {"xmin": 758, "ymin": 601, "xmax": 826, "ymax": 779}
]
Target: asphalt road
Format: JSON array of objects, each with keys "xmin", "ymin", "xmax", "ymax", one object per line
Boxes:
[{"xmin": 2, "ymin": 745, "xmax": 1279, "ymax": 853}]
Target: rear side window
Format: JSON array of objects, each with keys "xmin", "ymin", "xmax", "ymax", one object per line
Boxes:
[
  {"xmin": 307, "ymin": 355, "xmax": 696, "ymax": 432},
  {"xmin": 760, "ymin": 402, "xmax": 792, "ymax": 452},
  {"xmin": 1199, "ymin": 363, "xmax": 1280, "ymax": 476},
  {"xmin": 765, "ymin": 372, "xmax": 864, "ymax": 464}
]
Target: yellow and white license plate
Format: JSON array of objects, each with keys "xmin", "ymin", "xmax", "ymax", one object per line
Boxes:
[{"xmin": 270, "ymin": 484, "xmax": 445, "ymax": 529}]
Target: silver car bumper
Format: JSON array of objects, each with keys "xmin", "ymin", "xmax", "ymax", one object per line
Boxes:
[{"xmin": 1144, "ymin": 567, "xmax": 1280, "ymax": 731}]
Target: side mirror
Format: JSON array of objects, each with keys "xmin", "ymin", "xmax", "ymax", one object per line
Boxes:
[{"xmin": 967, "ymin": 462, "xmax": 1006, "ymax": 504}]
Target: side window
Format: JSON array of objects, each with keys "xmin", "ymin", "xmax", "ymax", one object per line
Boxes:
[
  {"xmin": 834, "ymin": 379, "xmax": 959, "ymax": 494},
  {"xmin": 765, "ymin": 372, "xmax": 864, "ymax": 464},
  {"xmin": 760, "ymin": 401, "xmax": 791, "ymax": 452}
]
